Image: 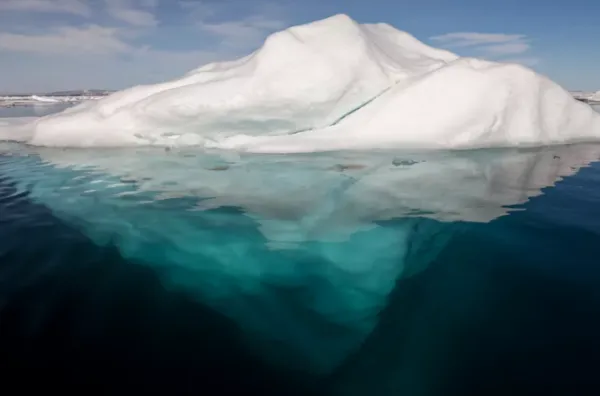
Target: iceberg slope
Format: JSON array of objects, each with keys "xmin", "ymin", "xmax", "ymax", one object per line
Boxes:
[
  {"xmin": 5, "ymin": 14, "xmax": 456, "ymax": 148},
  {"xmin": 223, "ymin": 58, "xmax": 600, "ymax": 152},
  {"xmin": 1, "ymin": 14, "xmax": 599, "ymax": 150}
]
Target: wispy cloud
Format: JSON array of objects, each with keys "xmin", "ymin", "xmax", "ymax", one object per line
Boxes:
[
  {"xmin": 0, "ymin": 0, "xmax": 92, "ymax": 17},
  {"xmin": 430, "ymin": 32, "xmax": 527, "ymax": 48},
  {"xmin": 0, "ymin": 25, "xmax": 131, "ymax": 55},
  {"xmin": 430, "ymin": 31, "xmax": 538, "ymax": 64},
  {"xmin": 199, "ymin": 16, "xmax": 287, "ymax": 48},
  {"xmin": 179, "ymin": 1, "xmax": 216, "ymax": 20},
  {"xmin": 139, "ymin": 0, "xmax": 159, "ymax": 7},
  {"xmin": 481, "ymin": 42, "xmax": 530, "ymax": 56},
  {"xmin": 2, "ymin": 46, "xmax": 228, "ymax": 92},
  {"xmin": 0, "ymin": 0, "xmax": 291, "ymax": 91},
  {"xmin": 104, "ymin": 0, "xmax": 158, "ymax": 27},
  {"xmin": 181, "ymin": 1, "xmax": 287, "ymax": 48}
]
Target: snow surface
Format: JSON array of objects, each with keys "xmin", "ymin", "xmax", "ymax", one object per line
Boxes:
[{"xmin": 2, "ymin": 14, "xmax": 597, "ymax": 151}]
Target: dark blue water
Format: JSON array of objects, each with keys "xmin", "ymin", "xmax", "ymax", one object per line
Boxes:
[{"xmin": 1, "ymin": 107, "xmax": 600, "ymax": 395}]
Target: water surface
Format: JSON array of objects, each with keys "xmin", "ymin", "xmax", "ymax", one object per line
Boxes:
[{"xmin": 0, "ymin": 103, "xmax": 73, "ymax": 118}]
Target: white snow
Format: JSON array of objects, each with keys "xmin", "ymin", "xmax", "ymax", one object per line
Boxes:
[{"xmin": 1, "ymin": 14, "xmax": 599, "ymax": 151}]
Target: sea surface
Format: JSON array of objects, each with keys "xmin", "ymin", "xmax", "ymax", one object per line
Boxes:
[
  {"xmin": 0, "ymin": 102, "xmax": 73, "ymax": 118},
  {"xmin": 1, "ymin": 104, "xmax": 600, "ymax": 395}
]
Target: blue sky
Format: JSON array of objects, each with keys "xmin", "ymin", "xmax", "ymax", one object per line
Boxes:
[{"xmin": 0, "ymin": 0, "xmax": 598, "ymax": 93}]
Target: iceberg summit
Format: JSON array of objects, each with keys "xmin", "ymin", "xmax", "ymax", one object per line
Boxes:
[{"xmin": 2, "ymin": 14, "xmax": 600, "ymax": 151}]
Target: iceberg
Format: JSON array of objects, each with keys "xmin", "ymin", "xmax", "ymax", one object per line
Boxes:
[
  {"xmin": 1, "ymin": 14, "xmax": 598, "ymax": 151},
  {"xmin": 1, "ymin": 12, "xmax": 600, "ymax": 377}
]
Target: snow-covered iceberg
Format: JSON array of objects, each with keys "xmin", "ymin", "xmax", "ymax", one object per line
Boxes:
[
  {"xmin": 1, "ymin": 12, "xmax": 599, "ymax": 376},
  {"xmin": 2, "ymin": 14, "xmax": 598, "ymax": 151}
]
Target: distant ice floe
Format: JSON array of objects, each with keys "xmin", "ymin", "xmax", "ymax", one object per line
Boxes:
[
  {"xmin": 0, "ymin": 14, "xmax": 598, "ymax": 151},
  {"xmin": 0, "ymin": 94, "xmax": 105, "ymax": 109},
  {"xmin": 572, "ymin": 90, "xmax": 600, "ymax": 103}
]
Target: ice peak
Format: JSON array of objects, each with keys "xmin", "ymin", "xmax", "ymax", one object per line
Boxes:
[
  {"xmin": 297, "ymin": 13, "xmax": 358, "ymax": 29},
  {"xmin": 288, "ymin": 13, "xmax": 360, "ymax": 32},
  {"xmin": 258, "ymin": 14, "xmax": 364, "ymax": 55}
]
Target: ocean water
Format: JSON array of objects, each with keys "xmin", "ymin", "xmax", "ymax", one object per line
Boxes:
[
  {"xmin": 0, "ymin": 102, "xmax": 73, "ymax": 118},
  {"xmin": 1, "ymin": 104, "xmax": 600, "ymax": 395}
]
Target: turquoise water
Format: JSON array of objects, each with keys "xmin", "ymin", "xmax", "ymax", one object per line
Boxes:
[{"xmin": 1, "ymin": 106, "xmax": 600, "ymax": 395}]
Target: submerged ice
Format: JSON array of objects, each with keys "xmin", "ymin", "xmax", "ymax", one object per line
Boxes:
[
  {"xmin": 1, "ymin": 14, "xmax": 599, "ymax": 150},
  {"xmin": 1, "ymin": 143, "xmax": 600, "ymax": 373}
]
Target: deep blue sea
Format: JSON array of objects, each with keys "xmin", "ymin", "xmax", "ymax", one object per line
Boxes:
[{"xmin": 1, "ymin": 104, "xmax": 600, "ymax": 395}]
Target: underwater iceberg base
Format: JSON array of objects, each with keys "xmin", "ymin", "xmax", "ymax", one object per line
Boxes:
[{"xmin": 1, "ymin": 143, "xmax": 599, "ymax": 374}]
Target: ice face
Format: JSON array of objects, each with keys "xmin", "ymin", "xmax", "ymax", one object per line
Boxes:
[
  {"xmin": 214, "ymin": 59, "xmax": 600, "ymax": 152},
  {"xmin": 1, "ymin": 143, "xmax": 599, "ymax": 373},
  {"xmin": 2, "ymin": 14, "xmax": 597, "ymax": 151}
]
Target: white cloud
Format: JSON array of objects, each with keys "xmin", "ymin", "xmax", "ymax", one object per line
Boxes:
[
  {"xmin": 501, "ymin": 57, "xmax": 541, "ymax": 67},
  {"xmin": 481, "ymin": 42, "xmax": 530, "ymax": 56},
  {"xmin": 430, "ymin": 32, "xmax": 527, "ymax": 48},
  {"xmin": 199, "ymin": 16, "xmax": 286, "ymax": 48},
  {"xmin": 0, "ymin": 0, "xmax": 290, "ymax": 92},
  {"xmin": 110, "ymin": 8, "xmax": 157, "ymax": 27},
  {"xmin": 1, "ymin": 47, "xmax": 228, "ymax": 92},
  {"xmin": 0, "ymin": 25, "xmax": 132, "ymax": 55},
  {"xmin": 179, "ymin": 0, "xmax": 216, "ymax": 20},
  {"xmin": 430, "ymin": 31, "xmax": 538, "ymax": 63},
  {"xmin": 139, "ymin": 0, "xmax": 159, "ymax": 7},
  {"xmin": 0, "ymin": 0, "xmax": 91, "ymax": 17},
  {"xmin": 181, "ymin": 1, "xmax": 287, "ymax": 48},
  {"xmin": 104, "ymin": 0, "xmax": 158, "ymax": 27}
]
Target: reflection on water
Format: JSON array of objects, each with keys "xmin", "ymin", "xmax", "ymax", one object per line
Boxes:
[{"xmin": 9, "ymin": 142, "xmax": 600, "ymax": 227}]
